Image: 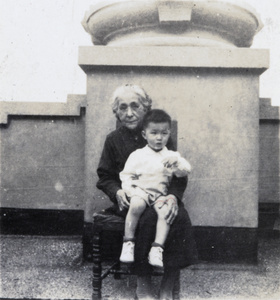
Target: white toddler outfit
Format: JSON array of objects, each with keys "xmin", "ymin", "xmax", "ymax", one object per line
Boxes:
[{"xmin": 120, "ymin": 145, "xmax": 191, "ymax": 206}]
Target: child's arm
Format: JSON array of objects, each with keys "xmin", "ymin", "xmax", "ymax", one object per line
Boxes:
[
  {"xmin": 175, "ymin": 156, "xmax": 191, "ymax": 176},
  {"xmin": 119, "ymin": 154, "xmax": 138, "ymax": 192},
  {"xmin": 162, "ymin": 153, "xmax": 191, "ymax": 177},
  {"xmin": 119, "ymin": 151, "xmax": 148, "ymax": 199}
]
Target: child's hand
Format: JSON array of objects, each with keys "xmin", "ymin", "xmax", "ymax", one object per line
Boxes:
[{"xmin": 162, "ymin": 156, "xmax": 179, "ymax": 169}]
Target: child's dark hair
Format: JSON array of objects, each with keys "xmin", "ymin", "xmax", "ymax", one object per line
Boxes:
[{"xmin": 142, "ymin": 109, "xmax": 171, "ymax": 129}]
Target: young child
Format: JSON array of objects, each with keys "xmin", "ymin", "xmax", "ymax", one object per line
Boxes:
[{"xmin": 119, "ymin": 109, "xmax": 191, "ymax": 268}]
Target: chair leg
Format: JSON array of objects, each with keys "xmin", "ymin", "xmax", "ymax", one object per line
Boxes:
[
  {"xmin": 172, "ymin": 271, "xmax": 180, "ymax": 300},
  {"xmin": 92, "ymin": 230, "xmax": 102, "ymax": 300},
  {"xmin": 113, "ymin": 261, "xmax": 122, "ymax": 280}
]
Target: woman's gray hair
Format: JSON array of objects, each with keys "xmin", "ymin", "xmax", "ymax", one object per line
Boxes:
[{"xmin": 112, "ymin": 84, "xmax": 152, "ymax": 115}]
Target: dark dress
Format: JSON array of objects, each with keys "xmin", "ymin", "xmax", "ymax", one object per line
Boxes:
[{"xmin": 97, "ymin": 126, "xmax": 197, "ymax": 275}]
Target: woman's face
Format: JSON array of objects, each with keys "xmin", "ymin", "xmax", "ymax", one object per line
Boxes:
[{"xmin": 116, "ymin": 91, "xmax": 147, "ymax": 130}]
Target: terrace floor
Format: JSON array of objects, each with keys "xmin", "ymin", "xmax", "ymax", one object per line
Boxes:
[{"xmin": 0, "ymin": 231, "xmax": 279, "ymax": 300}]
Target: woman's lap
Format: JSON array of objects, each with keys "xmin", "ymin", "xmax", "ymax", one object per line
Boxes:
[
  {"xmin": 108, "ymin": 202, "xmax": 198, "ymax": 275},
  {"xmin": 134, "ymin": 202, "xmax": 198, "ymax": 275}
]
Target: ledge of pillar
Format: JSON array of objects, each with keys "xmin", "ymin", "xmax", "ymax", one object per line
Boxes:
[
  {"xmin": 259, "ymin": 98, "xmax": 280, "ymax": 121},
  {"xmin": 79, "ymin": 46, "xmax": 269, "ymax": 72},
  {"xmin": 82, "ymin": 0, "xmax": 263, "ymax": 47},
  {"xmin": 0, "ymin": 95, "xmax": 87, "ymax": 125}
]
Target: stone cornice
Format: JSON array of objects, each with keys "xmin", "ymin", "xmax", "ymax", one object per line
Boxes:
[
  {"xmin": 259, "ymin": 98, "xmax": 280, "ymax": 121},
  {"xmin": 82, "ymin": 0, "xmax": 263, "ymax": 47},
  {"xmin": 79, "ymin": 46, "xmax": 269, "ymax": 71},
  {"xmin": 2, "ymin": 96, "xmax": 278, "ymax": 125},
  {"xmin": 0, "ymin": 94, "xmax": 87, "ymax": 125}
]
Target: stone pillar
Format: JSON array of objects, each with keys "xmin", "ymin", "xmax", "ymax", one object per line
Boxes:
[{"xmin": 80, "ymin": 0, "xmax": 269, "ymax": 262}]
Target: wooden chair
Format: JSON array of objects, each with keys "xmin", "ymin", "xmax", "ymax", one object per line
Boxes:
[{"xmin": 91, "ymin": 207, "xmax": 181, "ymax": 300}]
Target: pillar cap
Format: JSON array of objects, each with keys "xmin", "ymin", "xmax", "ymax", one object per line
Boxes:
[{"xmin": 82, "ymin": 0, "xmax": 263, "ymax": 47}]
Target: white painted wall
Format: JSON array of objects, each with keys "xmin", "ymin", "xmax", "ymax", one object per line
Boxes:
[{"xmin": 0, "ymin": 0, "xmax": 279, "ymax": 105}]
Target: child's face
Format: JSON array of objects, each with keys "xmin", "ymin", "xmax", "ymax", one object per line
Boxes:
[{"xmin": 142, "ymin": 122, "xmax": 171, "ymax": 151}]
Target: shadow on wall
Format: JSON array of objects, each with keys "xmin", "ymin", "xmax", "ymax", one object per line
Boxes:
[
  {"xmin": 258, "ymin": 99, "xmax": 280, "ymax": 234},
  {"xmin": 259, "ymin": 99, "xmax": 280, "ymax": 205}
]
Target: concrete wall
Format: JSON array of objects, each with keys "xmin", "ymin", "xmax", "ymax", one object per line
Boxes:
[
  {"xmin": 0, "ymin": 95, "xmax": 86, "ymax": 210},
  {"xmin": 259, "ymin": 98, "xmax": 280, "ymax": 204},
  {"xmin": 81, "ymin": 46, "xmax": 268, "ymax": 229},
  {"xmin": 0, "ymin": 96, "xmax": 279, "ymax": 215}
]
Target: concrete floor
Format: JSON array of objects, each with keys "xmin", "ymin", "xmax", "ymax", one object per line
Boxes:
[{"xmin": 0, "ymin": 234, "xmax": 279, "ymax": 300}]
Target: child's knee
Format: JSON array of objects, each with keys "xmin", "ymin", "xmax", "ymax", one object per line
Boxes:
[{"xmin": 129, "ymin": 196, "xmax": 146, "ymax": 215}]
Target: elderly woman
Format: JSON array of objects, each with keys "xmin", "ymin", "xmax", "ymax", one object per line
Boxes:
[{"xmin": 96, "ymin": 84, "xmax": 197, "ymax": 300}]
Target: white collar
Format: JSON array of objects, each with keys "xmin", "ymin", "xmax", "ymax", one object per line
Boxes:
[{"xmin": 144, "ymin": 145, "xmax": 168, "ymax": 155}]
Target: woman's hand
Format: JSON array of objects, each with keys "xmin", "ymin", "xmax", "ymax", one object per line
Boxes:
[
  {"xmin": 116, "ymin": 189, "xmax": 130, "ymax": 211},
  {"xmin": 156, "ymin": 194, "xmax": 178, "ymax": 224}
]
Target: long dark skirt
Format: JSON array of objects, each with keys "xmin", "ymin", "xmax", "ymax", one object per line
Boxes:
[{"xmin": 115, "ymin": 202, "xmax": 198, "ymax": 276}]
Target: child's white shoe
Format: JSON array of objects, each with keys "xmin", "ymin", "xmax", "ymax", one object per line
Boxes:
[
  {"xmin": 120, "ymin": 241, "xmax": 135, "ymax": 263},
  {"xmin": 148, "ymin": 246, "xmax": 164, "ymax": 268}
]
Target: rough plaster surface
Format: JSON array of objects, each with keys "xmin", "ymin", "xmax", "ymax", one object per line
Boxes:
[{"xmin": 0, "ymin": 114, "xmax": 85, "ymax": 210}]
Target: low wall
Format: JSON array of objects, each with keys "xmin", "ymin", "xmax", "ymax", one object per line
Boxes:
[
  {"xmin": 0, "ymin": 95, "xmax": 86, "ymax": 211},
  {"xmin": 0, "ymin": 97, "xmax": 279, "ymax": 211},
  {"xmin": 259, "ymin": 98, "xmax": 280, "ymax": 204}
]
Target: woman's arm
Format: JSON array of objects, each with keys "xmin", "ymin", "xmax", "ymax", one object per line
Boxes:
[
  {"xmin": 96, "ymin": 137, "xmax": 122, "ymax": 203},
  {"xmin": 168, "ymin": 174, "xmax": 188, "ymax": 202}
]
